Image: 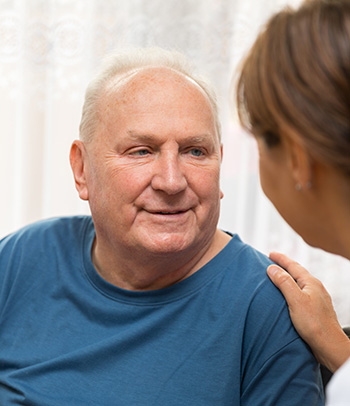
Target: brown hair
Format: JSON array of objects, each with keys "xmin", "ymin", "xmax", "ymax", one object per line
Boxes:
[{"xmin": 237, "ymin": 0, "xmax": 350, "ymax": 175}]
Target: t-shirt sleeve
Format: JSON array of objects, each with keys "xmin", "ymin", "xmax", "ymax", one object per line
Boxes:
[{"xmin": 240, "ymin": 278, "xmax": 324, "ymax": 406}]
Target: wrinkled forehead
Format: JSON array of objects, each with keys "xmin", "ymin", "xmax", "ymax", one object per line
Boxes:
[
  {"xmin": 103, "ymin": 67, "xmax": 210, "ymax": 104},
  {"xmin": 96, "ymin": 66, "xmax": 220, "ymax": 145}
]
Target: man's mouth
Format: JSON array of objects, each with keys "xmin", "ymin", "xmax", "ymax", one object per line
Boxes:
[
  {"xmin": 155, "ymin": 210, "xmax": 185, "ymax": 215},
  {"xmin": 146, "ymin": 209, "xmax": 188, "ymax": 215}
]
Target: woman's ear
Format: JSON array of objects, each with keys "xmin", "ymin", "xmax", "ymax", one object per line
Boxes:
[
  {"xmin": 69, "ymin": 140, "xmax": 89, "ymax": 201},
  {"xmin": 286, "ymin": 137, "xmax": 314, "ymax": 190}
]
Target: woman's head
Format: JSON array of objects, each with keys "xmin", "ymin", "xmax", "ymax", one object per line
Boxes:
[
  {"xmin": 237, "ymin": 0, "xmax": 350, "ymax": 177},
  {"xmin": 236, "ymin": 0, "xmax": 350, "ymax": 255}
]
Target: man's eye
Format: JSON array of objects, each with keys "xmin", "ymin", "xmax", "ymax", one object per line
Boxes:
[
  {"xmin": 131, "ymin": 149, "xmax": 150, "ymax": 156},
  {"xmin": 189, "ymin": 148, "xmax": 204, "ymax": 157}
]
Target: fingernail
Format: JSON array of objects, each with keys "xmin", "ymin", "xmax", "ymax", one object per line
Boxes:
[{"xmin": 267, "ymin": 265, "xmax": 280, "ymax": 277}]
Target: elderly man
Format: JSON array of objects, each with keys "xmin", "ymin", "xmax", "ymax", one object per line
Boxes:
[{"xmin": 0, "ymin": 48, "xmax": 323, "ymax": 405}]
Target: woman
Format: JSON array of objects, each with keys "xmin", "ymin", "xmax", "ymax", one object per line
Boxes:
[{"xmin": 236, "ymin": 0, "xmax": 350, "ymax": 404}]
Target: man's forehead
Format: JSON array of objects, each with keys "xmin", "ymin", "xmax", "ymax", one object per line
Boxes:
[
  {"xmin": 103, "ymin": 66, "xmax": 207, "ymax": 99},
  {"xmin": 96, "ymin": 66, "xmax": 220, "ymax": 145}
]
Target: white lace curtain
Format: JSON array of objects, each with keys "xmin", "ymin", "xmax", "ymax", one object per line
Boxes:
[{"xmin": 1, "ymin": 0, "xmax": 349, "ymax": 324}]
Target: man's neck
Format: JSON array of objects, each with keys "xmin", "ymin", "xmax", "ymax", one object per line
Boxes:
[{"xmin": 91, "ymin": 229, "xmax": 231, "ymax": 291}]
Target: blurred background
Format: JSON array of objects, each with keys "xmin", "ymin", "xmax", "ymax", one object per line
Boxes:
[{"xmin": 0, "ymin": 0, "xmax": 349, "ymax": 324}]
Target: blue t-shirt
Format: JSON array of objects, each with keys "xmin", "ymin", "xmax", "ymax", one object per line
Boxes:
[{"xmin": 0, "ymin": 216, "xmax": 324, "ymax": 405}]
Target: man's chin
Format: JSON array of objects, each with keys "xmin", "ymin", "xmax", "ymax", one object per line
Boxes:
[{"xmin": 136, "ymin": 232, "xmax": 196, "ymax": 256}]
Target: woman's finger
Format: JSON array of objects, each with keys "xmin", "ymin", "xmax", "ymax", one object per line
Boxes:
[
  {"xmin": 269, "ymin": 252, "xmax": 313, "ymax": 287},
  {"xmin": 267, "ymin": 264, "xmax": 304, "ymax": 304}
]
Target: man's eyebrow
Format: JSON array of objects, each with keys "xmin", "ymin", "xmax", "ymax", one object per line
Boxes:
[
  {"xmin": 126, "ymin": 131, "xmax": 157, "ymax": 143},
  {"xmin": 126, "ymin": 131, "xmax": 214, "ymax": 144},
  {"xmin": 182, "ymin": 135, "xmax": 214, "ymax": 144}
]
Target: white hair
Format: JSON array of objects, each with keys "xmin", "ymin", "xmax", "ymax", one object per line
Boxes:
[{"xmin": 79, "ymin": 47, "xmax": 221, "ymax": 143}]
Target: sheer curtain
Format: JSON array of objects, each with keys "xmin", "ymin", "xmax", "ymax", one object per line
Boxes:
[{"xmin": 1, "ymin": 0, "xmax": 349, "ymax": 324}]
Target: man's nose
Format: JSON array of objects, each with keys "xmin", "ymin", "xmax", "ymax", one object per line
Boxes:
[{"xmin": 151, "ymin": 153, "xmax": 188, "ymax": 195}]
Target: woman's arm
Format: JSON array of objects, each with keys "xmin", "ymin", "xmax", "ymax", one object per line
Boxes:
[{"xmin": 267, "ymin": 252, "xmax": 350, "ymax": 373}]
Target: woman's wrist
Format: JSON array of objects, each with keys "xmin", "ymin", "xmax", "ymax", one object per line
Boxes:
[{"xmin": 318, "ymin": 332, "xmax": 350, "ymax": 373}]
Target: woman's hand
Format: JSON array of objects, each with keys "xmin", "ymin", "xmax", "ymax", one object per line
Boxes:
[{"xmin": 267, "ymin": 252, "xmax": 350, "ymax": 373}]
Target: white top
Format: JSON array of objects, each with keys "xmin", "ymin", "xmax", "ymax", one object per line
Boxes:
[{"xmin": 326, "ymin": 357, "xmax": 350, "ymax": 406}]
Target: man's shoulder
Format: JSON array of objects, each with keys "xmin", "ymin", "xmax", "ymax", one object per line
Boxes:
[
  {"xmin": 0, "ymin": 216, "xmax": 93, "ymax": 289},
  {"xmin": 221, "ymin": 233, "xmax": 274, "ymax": 284},
  {"xmin": 218, "ymin": 233, "xmax": 289, "ymax": 319},
  {"xmin": 225, "ymin": 237, "xmax": 308, "ymax": 377},
  {"xmin": 0, "ymin": 215, "xmax": 93, "ymax": 251}
]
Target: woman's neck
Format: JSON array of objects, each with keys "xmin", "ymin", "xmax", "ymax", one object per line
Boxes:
[{"xmin": 317, "ymin": 165, "xmax": 350, "ymax": 260}]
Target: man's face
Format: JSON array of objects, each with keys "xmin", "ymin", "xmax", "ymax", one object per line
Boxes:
[{"xmin": 80, "ymin": 68, "xmax": 222, "ymax": 259}]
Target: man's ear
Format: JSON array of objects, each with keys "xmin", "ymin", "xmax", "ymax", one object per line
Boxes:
[
  {"xmin": 220, "ymin": 144, "xmax": 224, "ymax": 199},
  {"xmin": 286, "ymin": 137, "xmax": 313, "ymax": 189},
  {"xmin": 69, "ymin": 140, "xmax": 89, "ymax": 201}
]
